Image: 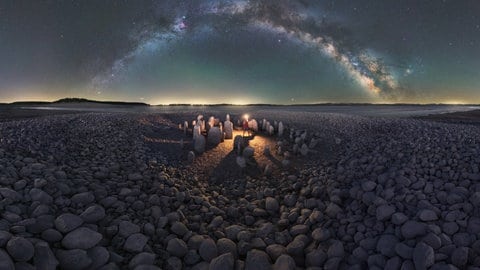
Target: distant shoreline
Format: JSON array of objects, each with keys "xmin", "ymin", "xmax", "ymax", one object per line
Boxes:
[{"xmin": 1, "ymin": 97, "xmax": 479, "ymax": 107}]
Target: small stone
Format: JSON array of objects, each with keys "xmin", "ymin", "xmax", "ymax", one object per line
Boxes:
[
  {"xmin": 312, "ymin": 228, "xmax": 330, "ymax": 242},
  {"xmin": 167, "ymin": 238, "xmax": 188, "ymax": 258},
  {"xmin": 209, "ymin": 253, "xmax": 234, "ymax": 270},
  {"xmin": 362, "ymin": 181, "xmax": 376, "ymax": 192},
  {"xmin": 118, "ymin": 221, "xmax": 140, "ymax": 238},
  {"xmin": 129, "ymin": 252, "xmax": 156, "ymax": 269},
  {"xmin": 376, "ymin": 234, "xmax": 398, "ymax": 257},
  {"xmin": 6, "ymin": 237, "xmax": 34, "ymax": 262},
  {"xmin": 217, "ymin": 238, "xmax": 237, "ymax": 258},
  {"xmin": 325, "ymin": 203, "xmax": 342, "ymax": 218},
  {"xmin": 401, "ymin": 221, "xmax": 427, "ymax": 239},
  {"xmin": 306, "ymin": 249, "xmax": 327, "ymax": 267},
  {"xmin": 327, "ymin": 241, "xmax": 344, "ymax": 258},
  {"xmin": 376, "ymin": 205, "xmax": 395, "ymax": 221},
  {"xmin": 199, "ymin": 239, "xmax": 218, "ymax": 262},
  {"xmin": 124, "ymin": 233, "xmax": 148, "ymax": 253},
  {"xmin": 273, "ymin": 254, "xmax": 295, "ymax": 270},
  {"xmin": 55, "ymin": 213, "xmax": 83, "ymax": 233},
  {"xmin": 451, "ymin": 247, "xmax": 468, "ymax": 267},
  {"xmin": 0, "ymin": 249, "xmax": 14, "ymax": 270},
  {"xmin": 62, "ymin": 227, "xmax": 102, "ymax": 250},
  {"xmin": 56, "ymin": 249, "xmax": 92, "ymax": 270},
  {"xmin": 34, "ymin": 242, "xmax": 58, "ymax": 270},
  {"xmin": 391, "ymin": 213, "xmax": 408, "ymax": 225},
  {"xmin": 265, "ymin": 197, "xmax": 279, "ymax": 212},
  {"xmin": 41, "ymin": 229, "xmax": 63, "ymax": 242},
  {"xmin": 170, "ymin": 222, "xmax": 188, "ymax": 236},
  {"xmin": 71, "ymin": 192, "xmax": 95, "ymax": 205},
  {"xmin": 88, "ymin": 246, "xmax": 110, "ymax": 269},
  {"xmin": 80, "ymin": 204, "xmax": 106, "ymax": 223},
  {"xmin": 412, "ymin": 242, "xmax": 434, "ymax": 270},
  {"xmin": 245, "ymin": 250, "xmax": 271, "ymax": 270},
  {"xmin": 418, "ymin": 210, "xmax": 438, "ymax": 221}
]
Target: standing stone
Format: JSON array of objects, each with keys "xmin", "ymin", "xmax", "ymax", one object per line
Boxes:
[
  {"xmin": 248, "ymin": 119, "xmax": 258, "ymax": 132},
  {"xmin": 208, "ymin": 127, "xmax": 222, "ymax": 146},
  {"xmin": 224, "ymin": 121, "xmax": 233, "ymax": 139},
  {"xmin": 193, "ymin": 124, "xmax": 202, "ymax": 141},
  {"xmin": 188, "ymin": 151, "xmax": 195, "ymax": 163},
  {"xmin": 194, "ymin": 135, "xmax": 206, "ymax": 154},
  {"xmin": 278, "ymin": 122, "xmax": 284, "ymax": 137},
  {"xmin": 184, "ymin": 121, "xmax": 188, "ymax": 135}
]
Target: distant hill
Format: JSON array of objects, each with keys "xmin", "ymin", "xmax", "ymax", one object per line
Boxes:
[{"xmin": 11, "ymin": 98, "xmax": 149, "ymax": 106}]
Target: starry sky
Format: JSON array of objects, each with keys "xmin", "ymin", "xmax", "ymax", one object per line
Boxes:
[{"xmin": 1, "ymin": 0, "xmax": 479, "ymax": 104}]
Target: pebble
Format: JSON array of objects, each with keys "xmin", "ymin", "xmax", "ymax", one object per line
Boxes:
[
  {"xmin": 167, "ymin": 238, "xmax": 188, "ymax": 258},
  {"xmin": 6, "ymin": 237, "xmax": 34, "ymax": 262},
  {"xmin": 62, "ymin": 227, "xmax": 102, "ymax": 250},
  {"xmin": 124, "ymin": 233, "xmax": 148, "ymax": 253}
]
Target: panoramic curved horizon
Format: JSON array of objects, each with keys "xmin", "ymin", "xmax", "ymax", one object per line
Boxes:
[{"xmin": 1, "ymin": 0, "xmax": 479, "ymax": 104}]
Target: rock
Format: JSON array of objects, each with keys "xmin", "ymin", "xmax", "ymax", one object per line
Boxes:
[
  {"xmin": 6, "ymin": 237, "xmax": 34, "ymax": 262},
  {"xmin": 376, "ymin": 205, "xmax": 395, "ymax": 221},
  {"xmin": 167, "ymin": 238, "xmax": 188, "ymax": 258},
  {"xmin": 29, "ymin": 188, "xmax": 53, "ymax": 204},
  {"xmin": 401, "ymin": 221, "xmax": 427, "ymax": 239},
  {"xmin": 264, "ymin": 197, "xmax": 279, "ymax": 213},
  {"xmin": 209, "ymin": 253, "xmax": 234, "ymax": 270},
  {"xmin": 395, "ymin": 242, "xmax": 413, "ymax": 259},
  {"xmin": 385, "ymin": 256, "xmax": 402, "ymax": 270},
  {"xmin": 199, "ymin": 239, "xmax": 218, "ymax": 262},
  {"xmin": 80, "ymin": 204, "xmax": 106, "ymax": 223},
  {"xmin": 124, "ymin": 233, "xmax": 148, "ymax": 253},
  {"xmin": 134, "ymin": 265, "xmax": 161, "ymax": 270},
  {"xmin": 243, "ymin": 147, "xmax": 255, "ymax": 159},
  {"xmin": 0, "ymin": 249, "xmax": 14, "ymax": 270},
  {"xmin": 194, "ymin": 135, "xmax": 206, "ymax": 154},
  {"xmin": 41, "ymin": 229, "xmax": 63, "ymax": 242},
  {"xmin": 312, "ymin": 228, "xmax": 330, "ymax": 242},
  {"xmin": 245, "ymin": 250, "xmax": 271, "ymax": 270},
  {"xmin": 327, "ymin": 241, "xmax": 344, "ymax": 258},
  {"xmin": 34, "ymin": 242, "xmax": 58, "ymax": 270},
  {"xmin": 62, "ymin": 227, "xmax": 102, "ymax": 250},
  {"xmin": 71, "ymin": 192, "xmax": 95, "ymax": 205},
  {"xmin": 300, "ymin": 144, "xmax": 309, "ymax": 156},
  {"xmin": 391, "ymin": 213, "xmax": 408, "ymax": 225},
  {"xmin": 88, "ymin": 246, "xmax": 110, "ymax": 269},
  {"xmin": 376, "ymin": 234, "xmax": 398, "ymax": 257},
  {"xmin": 217, "ymin": 238, "xmax": 237, "ymax": 258},
  {"xmin": 129, "ymin": 252, "xmax": 156, "ymax": 269},
  {"xmin": 451, "ymin": 247, "xmax": 468, "ymax": 267},
  {"xmin": 361, "ymin": 181, "xmax": 376, "ymax": 192},
  {"xmin": 128, "ymin": 173, "xmax": 143, "ymax": 181},
  {"xmin": 236, "ymin": 156, "xmax": 246, "ymax": 168},
  {"xmin": 418, "ymin": 209, "xmax": 438, "ymax": 221},
  {"xmin": 290, "ymin": 225, "xmax": 308, "ymax": 236},
  {"xmin": 273, "ymin": 254, "xmax": 295, "ymax": 270},
  {"xmin": 224, "ymin": 121, "xmax": 233, "ymax": 139},
  {"xmin": 306, "ymin": 249, "xmax": 327, "ymax": 267},
  {"xmin": 56, "ymin": 249, "xmax": 92, "ymax": 270},
  {"xmin": 118, "ymin": 221, "xmax": 140, "ymax": 238},
  {"xmin": 170, "ymin": 222, "xmax": 188, "ymax": 236},
  {"xmin": 0, "ymin": 188, "xmax": 21, "ymax": 202},
  {"xmin": 0, "ymin": 231, "xmax": 12, "ymax": 247},
  {"xmin": 55, "ymin": 213, "xmax": 83, "ymax": 233},
  {"xmin": 412, "ymin": 242, "xmax": 434, "ymax": 270},
  {"xmin": 325, "ymin": 203, "xmax": 342, "ymax": 218},
  {"xmin": 265, "ymin": 244, "xmax": 286, "ymax": 261},
  {"xmin": 207, "ymin": 127, "xmax": 222, "ymax": 146},
  {"xmin": 188, "ymin": 151, "xmax": 195, "ymax": 163}
]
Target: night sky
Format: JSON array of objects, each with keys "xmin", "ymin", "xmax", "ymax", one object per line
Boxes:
[{"xmin": 1, "ymin": 0, "xmax": 479, "ymax": 104}]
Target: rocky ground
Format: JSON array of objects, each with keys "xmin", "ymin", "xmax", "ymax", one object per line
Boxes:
[{"xmin": 0, "ymin": 109, "xmax": 479, "ymax": 270}]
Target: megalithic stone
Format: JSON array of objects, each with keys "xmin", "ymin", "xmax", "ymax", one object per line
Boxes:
[
  {"xmin": 194, "ymin": 135, "xmax": 205, "ymax": 153},
  {"xmin": 224, "ymin": 120, "xmax": 233, "ymax": 139}
]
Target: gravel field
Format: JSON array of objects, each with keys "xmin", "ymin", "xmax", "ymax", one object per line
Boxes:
[{"xmin": 0, "ymin": 107, "xmax": 479, "ymax": 270}]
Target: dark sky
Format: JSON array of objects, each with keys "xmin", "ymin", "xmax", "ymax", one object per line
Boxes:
[{"xmin": 1, "ymin": 0, "xmax": 479, "ymax": 104}]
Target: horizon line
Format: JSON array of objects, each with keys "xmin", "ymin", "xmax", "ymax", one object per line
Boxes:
[{"xmin": 0, "ymin": 97, "xmax": 479, "ymax": 107}]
